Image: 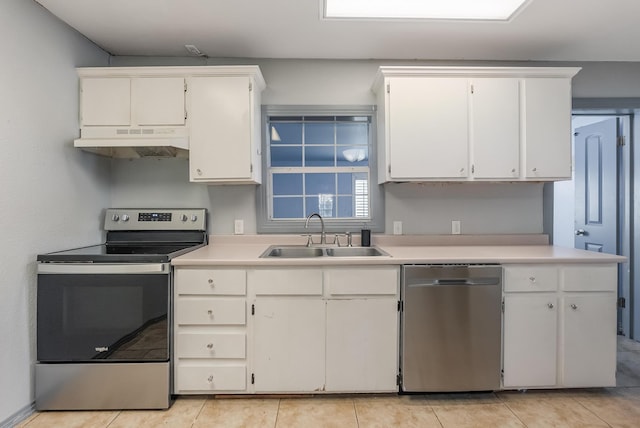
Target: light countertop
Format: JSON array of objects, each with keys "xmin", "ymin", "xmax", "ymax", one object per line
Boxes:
[{"xmin": 172, "ymin": 234, "xmax": 626, "ymax": 266}]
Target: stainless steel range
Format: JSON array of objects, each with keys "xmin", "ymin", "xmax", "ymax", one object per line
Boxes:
[{"xmin": 35, "ymin": 208, "xmax": 207, "ymax": 410}]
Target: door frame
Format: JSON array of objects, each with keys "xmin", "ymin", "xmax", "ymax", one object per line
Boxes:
[{"xmin": 551, "ymin": 104, "xmax": 633, "ymax": 339}]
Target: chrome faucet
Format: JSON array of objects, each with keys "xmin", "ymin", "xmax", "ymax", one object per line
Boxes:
[{"xmin": 304, "ymin": 213, "xmax": 326, "ymax": 245}]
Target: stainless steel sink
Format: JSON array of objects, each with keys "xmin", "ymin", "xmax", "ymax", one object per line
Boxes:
[
  {"xmin": 324, "ymin": 247, "xmax": 388, "ymax": 257},
  {"xmin": 262, "ymin": 246, "xmax": 325, "ymax": 258},
  {"xmin": 260, "ymin": 245, "xmax": 389, "ymax": 258}
]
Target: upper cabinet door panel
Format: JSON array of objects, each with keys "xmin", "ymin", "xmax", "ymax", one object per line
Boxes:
[
  {"xmin": 132, "ymin": 77, "xmax": 185, "ymax": 126},
  {"xmin": 524, "ymin": 78, "xmax": 572, "ymax": 179},
  {"xmin": 388, "ymin": 77, "xmax": 469, "ymax": 180},
  {"xmin": 189, "ymin": 76, "xmax": 252, "ymax": 181},
  {"xmin": 81, "ymin": 78, "xmax": 131, "ymax": 126},
  {"xmin": 471, "ymin": 78, "xmax": 520, "ymax": 179}
]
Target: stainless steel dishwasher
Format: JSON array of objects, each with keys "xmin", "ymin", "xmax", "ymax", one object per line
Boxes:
[{"xmin": 401, "ymin": 264, "xmax": 502, "ymax": 392}]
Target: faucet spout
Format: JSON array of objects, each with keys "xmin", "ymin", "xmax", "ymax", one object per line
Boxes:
[{"xmin": 305, "ymin": 213, "xmax": 326, "ymax": 244}]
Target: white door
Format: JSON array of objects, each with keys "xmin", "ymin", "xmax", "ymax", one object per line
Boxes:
[
  {"xmin": 503, "ymin": 293, "xmax": 558, "ymax": 388},
  {"xmin": 325, "ymin": 299, "xmax": 398, "ymax": 392},
  {"xmin": 470, "ymin": 78, "xmax": 520, "ymax": 179},
  {"xmin": 562, "ymin": 293, "xmax": 617, "ymax": 387},
  {"xmin": 387, "ymin": 77, "xmax": 469, "ymax": 179},
  {"xmin": 252, "ymin": 298, "xmax": 325, "ymax": 392}
]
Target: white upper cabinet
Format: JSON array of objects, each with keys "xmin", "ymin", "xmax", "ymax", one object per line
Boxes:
[
  {"xmin": 470, "ymin": 78, "xmax": 520, "ymax": 179},
  {"xmin": 187, "ymin": 73, "xmax": 263, "ymax": 184},
  {"xmin": 373, "ymin": 67, "xmax": 580, "ymax": 183},
  {"xmin": 80, "ymin": 76, "xmax": 185, "ymax": 127},
  {"xmin": 523, "ymin": 78, "xmax": 573, "ymax": 179},
  {"xmin": 386, "ymin": 77, "xmax": 469, "ymax": 180}
]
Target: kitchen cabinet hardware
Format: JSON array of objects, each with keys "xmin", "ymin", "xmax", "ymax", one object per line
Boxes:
[
  {"xmin": 207, "ymin": 343, "xmax": 214, "ymax": 349},
  {"xmin": 207, "ymin": 375, "xmax": 214, "ymax": 383},
  {"xmin": 548, "ymin": 303, "xmax": 554, "ymax": 309},
  {"xmin": 570, "ymin": 304, "xmax": 578, "ymax": 310},
  {"xmin": 207, "ymin": 309, "xmax": 213, "ymax": 315}
]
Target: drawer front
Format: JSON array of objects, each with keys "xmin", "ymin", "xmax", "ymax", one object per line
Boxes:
[
  {"xmin": 504, "ymin": 265, "xmax": 558, "ymax": 292},
  {"xmin": 177, "ymin": 333, "xmax": 246, "ymax": 359},
  {"xmin": 176, "ymin": 269, "xmax": 246, "ymax": 295},
  {"xmin": 176, "ymin": 299, "xmax": 246, "ymax": 325},
  {"xmin": 561, "ymin": 264, "xmax": 617, "ymax": 292},
  {"xmin": 325, "ymin": 267, "xmax": 399, "ymax": 296},
  {"xmin": 249, "ymin": 269, "xmax": 323, "ymax": 295},
  {"xmin": 176, "ymin": 365, "xmax": 246, "ymax": 392}
]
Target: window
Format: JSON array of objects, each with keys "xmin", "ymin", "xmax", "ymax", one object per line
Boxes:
[{"xmin": 257, "ymin": 106, "xmax": 383, "ymax": 233}]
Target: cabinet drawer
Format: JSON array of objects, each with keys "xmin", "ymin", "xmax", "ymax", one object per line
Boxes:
[
  {"xmin": 249, "ymin": 269, "xmax": 323, "ymax": 295},
  {"xmin": 561, "ymin": 265, "xmax": 617, "ymax": 292},
  {"xmin": 177, "ymin": 333, "xmax": 246, "ymax": 359},
  {"xmin": 176, "ymin": 269, "xmax": 246, "ymax": 295},
  {"xmin": 176, "ymin": 298, "xmax": 246, "ymax": 325},
  {"xmin": 325, "ymin": 267, "xmax": 399, "ymax": 296},
  {"xmin": 504, "ymin": 265, "xmax": 558, "ymax": 292},
  {"xmin": 176, "ymin": 365, "xmax": 246, "ymax": 392}
]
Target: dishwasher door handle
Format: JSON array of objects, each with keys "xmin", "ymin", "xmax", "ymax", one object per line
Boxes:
[{"xmin": 408, "ymin": 278, "xmax": 501, "ymax": 287}]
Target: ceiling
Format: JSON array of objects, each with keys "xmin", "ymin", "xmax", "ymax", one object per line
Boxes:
[{"xmin": 34, "ymin": 0, "xmax": 640, "ymax": 62}]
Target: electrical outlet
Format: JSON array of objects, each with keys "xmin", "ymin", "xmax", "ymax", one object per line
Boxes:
[
  {"xmin": 234, "ymin": 219, "xmax": 244, "ymax": 235},
  {"xmin": 451, "ymin": 220, "xmax": 461, "ymax": 235},
  {"xmin": 393, "ymin": 221, "xmax": 403, "ymax": 235}
]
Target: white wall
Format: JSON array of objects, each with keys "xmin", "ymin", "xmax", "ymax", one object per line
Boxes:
[{"xmin": 0, "ymin": 0, "xmax": 109, "ymax": 423}]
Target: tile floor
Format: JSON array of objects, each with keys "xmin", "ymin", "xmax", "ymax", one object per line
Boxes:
[{"xmin": 16, "ymin": 337, "xmax": 640, "ymax": 428}]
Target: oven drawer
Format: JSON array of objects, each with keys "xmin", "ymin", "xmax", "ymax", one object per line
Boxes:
[
  {"xmin": 176, "ymin": 333, "xmax": 246, "ymax": 358},
  {"xmin": 176, "ymin": 269, "xmax": 246, "ymax": 295},
  {"xmin": 176, "ymin": 298, "xmax": 246, "ymax": 325},
  {"xmin": 176, "ymin": 365, "xmax": 246, "ymax": 392}
]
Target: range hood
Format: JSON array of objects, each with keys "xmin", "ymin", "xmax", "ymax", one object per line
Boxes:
[{"xmin": 74, "ymin": 127, "xmax": 189, "ymax": 158}]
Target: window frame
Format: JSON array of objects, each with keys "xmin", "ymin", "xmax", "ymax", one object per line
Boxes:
[{"xmin": 256, "ymin": 105, "xmax": 384, "ymax": 234}]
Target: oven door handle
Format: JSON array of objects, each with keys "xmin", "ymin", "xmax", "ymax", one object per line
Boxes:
[{"xmin": 37, "ymin": 263, "xmax": 170, "ymax": 274}]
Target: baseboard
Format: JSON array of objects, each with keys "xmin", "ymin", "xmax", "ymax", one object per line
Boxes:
[{"xmin": 0, "ymin": 402, "xmax": 36, "ymax": 428}]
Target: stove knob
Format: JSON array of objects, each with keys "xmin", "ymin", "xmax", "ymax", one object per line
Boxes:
[
  {"xmin": 180, "ymin": 214, "xmax": 188, "ymax": 222},
  {"xmin": 121, "ymin": 214, "xmax": 130, "ymax": 222},
  {"xmin": 191, "ymin": 215, "xmax": 198, "ymax": 222},
  {"xmin": 111, "ymin": 214, "xmax": 120, "ymax": 222}
]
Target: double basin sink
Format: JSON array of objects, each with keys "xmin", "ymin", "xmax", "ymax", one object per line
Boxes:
[{"xmin": 260, "ymin": 245, "xmax": 389, "ymax": 258}]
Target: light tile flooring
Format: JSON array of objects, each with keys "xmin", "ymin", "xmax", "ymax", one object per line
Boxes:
[{"xmin": 17, "ymin": 337, "xmax": 640, "ymax": 428}]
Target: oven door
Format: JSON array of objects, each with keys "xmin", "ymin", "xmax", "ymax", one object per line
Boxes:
[{"xmin": 37, "ymin": 263, "xmax": 170, "ymax": 363}]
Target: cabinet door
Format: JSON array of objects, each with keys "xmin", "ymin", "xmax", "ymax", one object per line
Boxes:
[
  {"xmin": 503, "ymin": 293, "xmax": 558, "ymax": 388},
  {"xmin": 387, "ymin": 77, "xmax": 469, "ymax": 180},
  {"xmin": 188, "ymin": 76, "xmax": 254, "ymax": 182},
  {"xmin": 326, "ymin": 299, "xmax": 398, "ymax": 392},
  {"xmin": 80, "ymin": 78, "xmax": 131, "ymax": 126},
  {"xmin": 253, "ymin": 298, "xmax": 325, "ymax": 392},
  {"xmin": 561, "ymin": 293, "xmax": 617, "ymax": 387},
  {"xmin": 471, "ymin": 78, "xmax": 520, "ymax": 179},
  {"xmin": 523, "ymin": 78, "xmax": 572, "ymax": 179},
  {"xmin": 132, "ymin": 77, "xmax": 185, "ymax": 126}
]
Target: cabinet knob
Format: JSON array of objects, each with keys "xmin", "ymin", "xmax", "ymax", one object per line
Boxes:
[
  {"xmin": 206, "ymin": 343, "xmax": 214, "ymax": 349},
  {"xmin": 511, "ymin": 168, "xmax": 516, "ymax": 173},
  {"xmin": 207, "ymin": 309, "xmax": 213, "ymax": 316},
  {"xmin": 547, "ymin": 303, "xmax": 554, "ymax": 309},
  {"xmin": 532, "ymin": 167, "xmax": 537, "ymax": 172},
  {"xmin": 570, "ymin": 304, "xmax": 578, "ymax": 310},
  {"xmin": 207, "ymin": 375, "xmax": 214, "ymax": 383},
  {"xmin": 529, "ymin": 276, "xmax": 536, "ymax": 283},
  {"xmin": 208, "ymin": 278, "xmax": 214, "ymax": 286},
  {"xmin": 197, "ymin": 168, "xmax": 203, "ymax": 176},
  {"xmin": 459, "ymin": 168, "xmax": 465, "ymax": 174}
]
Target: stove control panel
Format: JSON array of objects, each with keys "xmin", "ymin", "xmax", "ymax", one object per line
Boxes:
[{"xmin": 104, "ymin": 208, "xmax": 207, "ymax": 231}]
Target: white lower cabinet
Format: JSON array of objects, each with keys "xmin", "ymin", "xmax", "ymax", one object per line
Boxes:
[
  {"xmin": 248, "ymin": 266, "xmax": 399, "ymax": 394},
  {"xmin": 503, "ymin": 293, "xmax": 558, "ymax": 388},
  {"xmin": 502, "ymin": 263, "xmax": 617, "ymax": 390},
  {"xmin": 174, "ymin": 268, "xmax": 248, "ymax": 394},
  {"xmin": 253, "ymin": 298, "xmax": 326, "ymax": 392}
]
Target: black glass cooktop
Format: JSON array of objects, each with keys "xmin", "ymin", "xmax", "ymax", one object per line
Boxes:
[{"xmin": 37, "ymin": 242, "xmax": 205, "ymax": 263}]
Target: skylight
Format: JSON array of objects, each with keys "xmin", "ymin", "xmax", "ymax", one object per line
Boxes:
[{"xmin": 323, "ymin": 0, "xmax": 530, "ymax": 21}]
